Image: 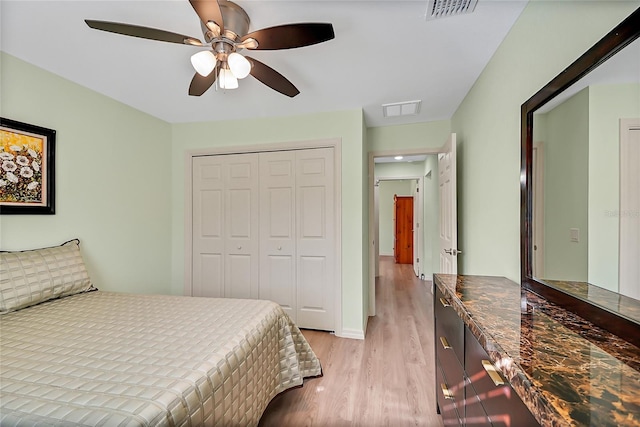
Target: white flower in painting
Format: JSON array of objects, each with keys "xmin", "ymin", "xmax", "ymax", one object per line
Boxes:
[
  {"xmin": 6, "ymin": 172, "xmax": 18, "ymax": 183},
  {"xmin": 28, "ymin": 148, "xmax": 38, "ymax": 158},
  {"xmin": 9, "ymin": 145, "xmax": 22, "ymax": 152},
  {"xmin": 27, "ymin": 181, "xmax": 39, "ymax": 190},
  {"xmin": 0, "ymin": 180, "xmax": 6, "ymax": 187},
  {"xmin": 0, "ymin": 152, "xmax": 14, "ymax": 161},
  {"xmin": 32, "ymin": 162, "xmax": 40, "ymax": 172},
  {"xmin": 2, "ymin": 161, "xmax": 17, "ymax": 172},
  {"xmin": 16, "ymin": 156, "xmax": 30, "ymax": 166},
  {"xmin": 20, "ymin": 167, "xmax": 34, "ymax": 178}
]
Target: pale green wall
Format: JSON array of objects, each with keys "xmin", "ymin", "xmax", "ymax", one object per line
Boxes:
[
  {"xmin": 540, "ymin": 88, "xmax": 589, "ymax": 281},
  {"xmin": 588, "ymin": 83, "xmax": 640, "ymax": 290},
  {"xmin": 378, "ymin": 180, "xmax": 413, "ymax": 255},
  {"xmin": 367, "ymin": 120, "xmax": 451, "ymax": 153},
  {"xmin": 0, "ymin": 53, "xmax": 173, "ymax": 294},
  {"xmin": 450, "ymin": 1, "xmax": 637, "ymax": 283},
  {"xmin": 170, "ymin": 110, "xmax": 367, "ymax": 335}
]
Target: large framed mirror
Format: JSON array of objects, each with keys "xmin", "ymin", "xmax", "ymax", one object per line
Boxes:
[{"xmin": 521, "ymin": 7, "xmax": 640, "ymax": 347}]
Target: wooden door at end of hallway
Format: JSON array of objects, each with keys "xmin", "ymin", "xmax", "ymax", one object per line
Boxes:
[{"xmin": 394, "ymin": 195, "xmax": 413, "ymax": 264}]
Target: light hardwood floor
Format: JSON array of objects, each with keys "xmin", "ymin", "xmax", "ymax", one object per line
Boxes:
[{"xmin": 259, "ymin": 256, "xmax": 443, "ymax": 426}]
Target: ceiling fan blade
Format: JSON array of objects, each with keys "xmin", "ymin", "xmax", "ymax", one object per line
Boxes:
[
  {"xmin": 189, "ymin": 0, "xmax": 224, "ymax": 34},
  {"xmin": 85, "ymin": 20, "xmax": 203, "ymax": 45},
  {"xmin": 189, "ymin": 71, "xmax": 217, "ymax": 96},
  {"xmin": 246, "ymin": 56, "xmax": 299, "ymax": 97},
  {"xmin": 240, "ymin": 23, "xmax": 334, "ymax": 50}
]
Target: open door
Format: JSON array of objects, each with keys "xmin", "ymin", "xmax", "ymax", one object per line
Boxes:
[
  {"xmin": 619, "ymin": 119, "xmax": 640, "ymax": 299},
  {"xmin": 439, "ymin": 134, "xmax": 460, "ymax": 273}
]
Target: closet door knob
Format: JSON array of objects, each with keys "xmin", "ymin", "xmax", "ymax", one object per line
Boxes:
[
  {"xmin": 237, "ymin": 246, "xmax": 242, "ymax": 250},
  {"xmin": 277, "ymin": 246, "xmax": 282, "ymax": 251}
]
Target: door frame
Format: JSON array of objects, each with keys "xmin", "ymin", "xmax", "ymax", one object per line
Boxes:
[
  {"xmin": 185, "ymin": 138, "xmax": 343, "ymax": 337},
  {"xmin": 532, "ymin": 141, "xmax": 545, "ymax": 277},
  {"xmin": 376, "ymin": 176, "xmax": 422, "ymax": 265},
  {"xmin": 619, "ymin": 118, "xmax": 640, "ymax": 299},
  {"xmin": 368, "ymin": 147, "xmax": 442, "ymax": 316}
]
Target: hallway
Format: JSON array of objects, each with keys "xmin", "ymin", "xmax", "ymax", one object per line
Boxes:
[{"xmin": 259, "ymin": 256, "xmax": 442, "ymax": 426}]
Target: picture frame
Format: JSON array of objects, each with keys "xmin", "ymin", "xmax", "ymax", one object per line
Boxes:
[{"xmin": 0, "ymin": 118, "xmax": 56, "ymax": 215}]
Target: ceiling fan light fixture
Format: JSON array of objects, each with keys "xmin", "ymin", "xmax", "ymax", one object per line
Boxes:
[
  {"xmin": 191, "ymin": 50, "xmax": 217, "ymax": 76},
  {"xmin": 219, "ymin": 67, "xmax": 239, "ymax": 89},
  {"xmin": 184, "ymin": 37, "xmax": 203, "ymax": 46},
  {"xmin": 228, "ymin": 52, "xmax": 251, "ymax": 79}
]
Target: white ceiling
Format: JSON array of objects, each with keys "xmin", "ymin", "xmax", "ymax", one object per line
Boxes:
[{"xmin": 0, "ymin": 0, "xmax": 528, "ymax": 127}]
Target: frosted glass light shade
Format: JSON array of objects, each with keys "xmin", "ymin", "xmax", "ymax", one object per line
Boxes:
[
  {"xmin": 190, "ymin": 51, "xmax": 216, "ymax": 76},
  {"xmin": 228, "ymin": 52, "xmax": 251, "ymax": 79},
  {"xmin": 219, "ymin": 68, "xmax": 239, "ymax": 89}
]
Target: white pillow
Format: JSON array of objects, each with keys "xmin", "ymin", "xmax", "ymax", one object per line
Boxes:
[{"xmin": 0, "ymin": 239, "xmax": 94, "ymax": 313}]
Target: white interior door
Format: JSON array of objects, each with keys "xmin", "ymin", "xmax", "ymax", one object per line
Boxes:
[
  {"xmin": 192, "ymin": 156, "xmax": 225, "ymax": 298},
  {"xmin": 224, "ymin": 154, "xmax": 260, "ymax": 299},
  {"xmin": 259, "ymin": 151, "xmax": 297, "ymax": 320},
  {"xmin": 296, "ymin": 147, "xmax": 335, "ymax": 330},
  {"xmin": 439, "ymin": 133, "xmax": 459, "ymax": 274},
  {"xmin": 619, "ymin": 120, "xmax": 640, "ymax": 299}
]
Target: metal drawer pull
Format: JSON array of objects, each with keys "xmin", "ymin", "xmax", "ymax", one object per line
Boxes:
[
  {"xmin": 439, "ymin": 297, "xmax": 451, "ymax": 308},
  {"xmin": 439, "ymin": 336, "xmax": 452, "ymax": 350},
  {"xmin": 482, "ymin": 360, "xmax": 505, "ymax": 386},
  {"xmin": 440, "ymin": 383, "xmax": 454, "ymax": 400}
]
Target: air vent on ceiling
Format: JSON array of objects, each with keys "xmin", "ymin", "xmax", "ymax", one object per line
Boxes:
[
  {"xmin": 425, "ymin": 0, "xmax": 478, "ymax": 20},
  {"xmin": 382, "ymin": 100, "xmax": 422, "ymax": 118}
]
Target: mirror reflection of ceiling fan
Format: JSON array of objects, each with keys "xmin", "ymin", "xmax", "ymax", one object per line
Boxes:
[{"xmin": 85, "ymin": 0, "xmax": 335, "ymax": 97}]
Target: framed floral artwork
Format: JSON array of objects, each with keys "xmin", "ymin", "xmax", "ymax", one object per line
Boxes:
[{"xmin": 0, "ymin": 118, "xmax": 56, "ymax": 214}]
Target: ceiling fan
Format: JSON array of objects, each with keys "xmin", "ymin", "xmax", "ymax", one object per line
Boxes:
[{"xmin": 85, "ymin": 0, "xmax": 335, "ymax": 97}]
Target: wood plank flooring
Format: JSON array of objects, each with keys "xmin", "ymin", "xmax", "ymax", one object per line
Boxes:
[{"xmin": 259, "ymin": 257, "xmax": 443, "ymax": 426}]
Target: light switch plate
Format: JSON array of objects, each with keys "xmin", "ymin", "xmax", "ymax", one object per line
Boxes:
[{"xmin": 570, "ymin": 228, "xmax": 580, "ymax": 243}]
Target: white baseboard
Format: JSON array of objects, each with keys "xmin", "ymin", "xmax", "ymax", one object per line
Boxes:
[{"xmin": 337, "ymin": 328, "xmax": 365, "ymax": 340}]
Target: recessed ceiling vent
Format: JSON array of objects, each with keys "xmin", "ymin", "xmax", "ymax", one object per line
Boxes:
[
  {"xmin": 382, "ymin": 100, "xmax": 422, "ymax": 118},
  {"xmin": 425, "ymin": 0, "xmax": 478, "ymax": 20}
]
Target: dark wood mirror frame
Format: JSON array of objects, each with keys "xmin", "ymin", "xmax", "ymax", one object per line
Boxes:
[{"xmin": 521, "ymin": 7, "xmax": 640, "ymax": 347}]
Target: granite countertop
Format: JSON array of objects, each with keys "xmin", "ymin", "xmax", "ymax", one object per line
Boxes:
[
  {"xmin": 542, "ymin": 279, "xmax": 640, "ymax": 325},
  {"xmin": 433, "ymin": 274, "xmax": 640, "ymax": 427}
]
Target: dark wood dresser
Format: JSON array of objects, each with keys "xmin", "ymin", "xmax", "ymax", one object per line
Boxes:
[{"xmin": 434, "ymin": 274, "xmax": 640, "ymax": 426}]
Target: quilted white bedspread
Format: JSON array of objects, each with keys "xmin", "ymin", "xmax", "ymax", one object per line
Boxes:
[{"xmin": 0, "ymin": 292, "xmax": 321, "ymax": 426}]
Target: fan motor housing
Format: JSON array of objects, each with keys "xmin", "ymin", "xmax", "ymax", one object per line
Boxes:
[{"xmin": 221, "ymin": 1, "xmax": 250, "ymax": 39}]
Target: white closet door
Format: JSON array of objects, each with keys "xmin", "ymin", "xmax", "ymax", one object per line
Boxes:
[
  {"xmin": 296, "ymin": 147, "xmax": 335, "ymax": 330},
  {"xmin": 259, "ymin": 151, "xmax": 297, "ymax": 320},
  {"xmin": 192, "ymin": 156, "xmax": 225, "ymax": 298},
  {"xmin": 224, "ymin": 154, "xmax": 260, "ymax": 299}
]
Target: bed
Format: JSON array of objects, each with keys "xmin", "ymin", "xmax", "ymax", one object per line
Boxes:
[{"xmin": 0, "ymin": 240, "xmax": 321, "ymax": 426}]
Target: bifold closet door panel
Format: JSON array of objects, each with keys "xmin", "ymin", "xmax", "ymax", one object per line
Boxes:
[
  {"xmin": 192, "ymin": 153, "xmax": 259, "ymax": 299},
  {"xmin": 296, "ymin": 147, "xmax": 335, "ymax": 331},
  {"xmin": 192, "ymin": 156, "xmax": 225, "ymax": 298},
  {"xmin": 224, "ymin": 154, "xmax": 260, "ymax": 299},
  {"xmin": 259, "ymin": 151, "xmax": 297, "ymax": 320}
]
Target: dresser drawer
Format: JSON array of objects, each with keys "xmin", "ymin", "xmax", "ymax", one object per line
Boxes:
[
  {"xmin": 435, "ymin": 287, "xmax": 465, "ymax": 363},
  {"xmin": 464, "ymin": 327, "xmax": 539, "ymax": 426},
  {"xmin": 436, "ymin": 360, "xmax": 462, "ymax": 426},
  {"xmin": 463, "ymin": 379, "xmax": 491, "ymax": 426}
]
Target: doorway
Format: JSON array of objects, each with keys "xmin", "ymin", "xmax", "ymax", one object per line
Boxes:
[
  {"xmin": 369, "ymin": 151, "xmax": 436, "ymax": 317},
  {"xmin": 368, "ymin": 135, "xmax": 458, "ymax": 317}
]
